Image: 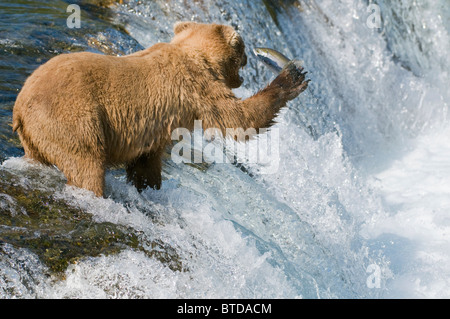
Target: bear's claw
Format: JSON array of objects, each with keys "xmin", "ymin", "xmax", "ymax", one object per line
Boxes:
[{"xmin": 271, "ymin": 59, "xmax": 310, "ymax": 101}]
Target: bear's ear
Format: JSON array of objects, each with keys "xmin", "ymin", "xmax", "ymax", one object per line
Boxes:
[
  {"xmin": 174, "ymin": 21, "xmax": 196, "ymax": 35},
  {"xmin": 221, "ymin": 26, "xmax": 242, "ymax": 48},
  {"xmin": 228, "ymin": 32, "xmax": 241, "ymax": 47}
]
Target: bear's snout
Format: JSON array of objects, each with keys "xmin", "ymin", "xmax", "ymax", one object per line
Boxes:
[{"xmin": 241, "ymin": 53, "xmax": 247, "ymax": 68}]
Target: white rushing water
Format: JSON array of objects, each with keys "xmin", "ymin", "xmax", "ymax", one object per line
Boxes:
[{"xmin": 1, "ymin": 0, "xmax": 449, "ymax": 298}]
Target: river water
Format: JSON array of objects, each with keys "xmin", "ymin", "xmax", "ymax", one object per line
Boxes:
[{"xmin": 0, "ymin": 0, "xmax": 449, "ymax": 298}]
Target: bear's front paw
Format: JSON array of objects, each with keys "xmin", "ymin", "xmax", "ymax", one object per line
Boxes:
[{"xmin": 271, "ymin": 60, "xmax": 310, "ymax": 101}]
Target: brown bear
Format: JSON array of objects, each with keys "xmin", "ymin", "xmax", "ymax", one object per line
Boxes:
[{"xmin": 12, "ymin": 22, "xmax": 309, "ymax": 197}]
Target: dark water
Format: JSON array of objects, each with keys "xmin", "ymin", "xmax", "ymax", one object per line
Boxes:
[{"xmin": 0, "ymin": 0, "xmax": 142, "ymax": 159}]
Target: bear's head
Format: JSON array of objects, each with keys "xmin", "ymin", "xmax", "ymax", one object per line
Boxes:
[{"xmin": 172, "ymin": 22, "xmax": 247, "ymax": 89}]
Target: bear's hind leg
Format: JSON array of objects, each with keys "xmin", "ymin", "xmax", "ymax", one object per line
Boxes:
[
  {"xmin": 126, "ymin": 150, "xmax": 163, "ymax": 192},
  {"xmin": 17, "ymin": 129, "xmax": 50, "ymax": 165},
  {"xmin": 64, "ymin": 156, "xmax": 106, "ymax": 197}
]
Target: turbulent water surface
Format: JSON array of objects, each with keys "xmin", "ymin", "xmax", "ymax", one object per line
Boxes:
[{"xmin": 0, "ymin": 0, "xmax": 449, "ymax": 298}]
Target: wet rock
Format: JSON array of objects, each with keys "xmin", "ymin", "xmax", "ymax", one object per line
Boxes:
[{"xmin": 0, "ymin": 169, "xmax": 183, "ymax": 274}]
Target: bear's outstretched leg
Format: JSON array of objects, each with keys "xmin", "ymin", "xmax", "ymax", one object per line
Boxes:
[
  {"xmin": 201, "ymin": 60, "xmax": 310, "ymax": 137},
  {"xmin": 126, "ymin": 149, "xmax": 163, "ymax": 192}
]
